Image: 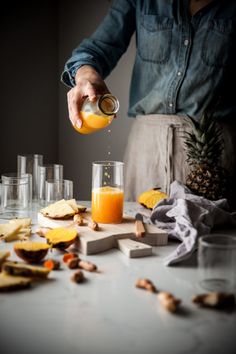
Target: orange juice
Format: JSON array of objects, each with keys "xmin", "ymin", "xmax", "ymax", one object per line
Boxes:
[
  {"xmin": 74, "ymin": 112, "xmax": 113, "ymax": 134},
  {"xmin": 92, "ymin": 186, "xmax": 124, "ymax": 223}
]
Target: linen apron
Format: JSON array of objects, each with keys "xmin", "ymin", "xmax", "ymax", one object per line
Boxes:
[{"xmin": 123, "ymin": 114, "xmax": 236, "ymax": 203}]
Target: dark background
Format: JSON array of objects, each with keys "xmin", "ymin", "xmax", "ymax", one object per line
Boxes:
[{"xmin": 0, "ymin": 0, "xmax": 135, "ymax": 200}]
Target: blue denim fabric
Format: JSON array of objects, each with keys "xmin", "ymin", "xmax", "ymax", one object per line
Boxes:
[{"xmin": 61, "ymin": 0, "xmax": 236, "ymax": 121}]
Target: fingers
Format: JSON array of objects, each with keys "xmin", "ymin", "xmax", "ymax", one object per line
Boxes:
[
  {"xmin": 66, "ymin": 72, "xmax": 111, "ymax": 131},
  {"xmin": 86, "ymin": 82, "xmax": 97, "ymax": 102},
  {"xmin": 67, "ymin": 83, "xmax": 99, "ymax": 128},
  {"xmin": 67, "ymin": 88, "xmax": 83, "ymax": 128}
]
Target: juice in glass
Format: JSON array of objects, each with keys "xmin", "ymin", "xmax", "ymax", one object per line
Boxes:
[
  {"xmin": 91, "ymin": 161, "xmax": 124, "ymax": 224},
  {"xmin": 92, "ymin": 186, "xmax": 124, "ymax": 223}
]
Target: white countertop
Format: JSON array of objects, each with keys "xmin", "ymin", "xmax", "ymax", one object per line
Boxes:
[{"xmin": 0, "ymin": 202, "xmax": 236, "ymax": 354}]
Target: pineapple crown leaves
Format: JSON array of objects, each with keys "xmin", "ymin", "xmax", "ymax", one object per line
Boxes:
[{"xmin": 183, "ymin": 111, "xmax": 224, "ymax": 166}]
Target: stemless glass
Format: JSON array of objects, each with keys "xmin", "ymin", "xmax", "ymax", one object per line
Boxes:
[
  {"xmin": 1, "ymin": 173, "xmax": 31, "ymax": 215},
  {"xmin": 45, "ymin": 179, "xmax": 73, "ymax": 204},
  {"xmin": 38, "ymin": 164, "xmax": 63, "ymax": 204},
  {"xmin": 91, "ymin": 161, "xmax": 124, "ymax": 223},
  {"xmin": 198, "ymin": 234, "xmax": 236, "ymax": 292},
  {"xmin": 17, "ymin": 154, "xmax": 43, "ymax": 200}
]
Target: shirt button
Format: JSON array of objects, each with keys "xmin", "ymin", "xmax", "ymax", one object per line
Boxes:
[
  {"xmin": 177, "ymin": 71, "xmax": 182, "ymax": 76},
  {"xmin": 169, "ymin": 103, "xmax": 173, "ymax": 107},
  {"xmin": 184, "ymin": 39, "xmax": 189, "ymax": 46}
]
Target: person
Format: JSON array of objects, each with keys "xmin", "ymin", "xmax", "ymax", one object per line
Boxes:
[{"xmin": 61, "ymin": 0, "xmax": 236, "ymax": 202}]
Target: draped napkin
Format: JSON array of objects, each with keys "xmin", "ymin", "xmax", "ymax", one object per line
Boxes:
[{"xmin": 148, "ymin": 181, "xmax": 236, "ymax": 266}]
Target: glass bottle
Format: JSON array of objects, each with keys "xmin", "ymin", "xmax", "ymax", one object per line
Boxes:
[{"xmin": 74, "ymin": 94, "xmax": 119, "ymax": 134}]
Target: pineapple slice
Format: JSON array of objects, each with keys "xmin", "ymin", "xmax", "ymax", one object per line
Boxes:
[
  {"xmin": 14, "ymin": 242, "xmax": 50, "ymax": 263},
  {"xmin": 2, "ymin": 261, "xmax": 50, "ymax": 278},
  {"xmin": 0, "ymin": 250, "xmax": 11, "ymax": 270},
  {"xmin": 138, "ymin": 188, "xmax": 168, "ymax": 210},
  {"xmin": 0, "ymin": 273, "xmax": 31, "ymax": 291},
  {"xmin": 40, "ymin": 199, "xmax": 76, "ymax": 219},
  {"xmin": 0, "ymin": 223, "xmax": 21, "ymax": 242},
  {"xmin": 45, "ymin": 227, "xmax": 78, "ymax": 249}
]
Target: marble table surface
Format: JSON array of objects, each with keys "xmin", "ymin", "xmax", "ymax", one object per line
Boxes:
[{"xmin": 0, "ymin": 202, "xmax": 236, "ymax": 354}]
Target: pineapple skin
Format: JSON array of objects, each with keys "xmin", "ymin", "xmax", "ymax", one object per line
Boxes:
[{"xmin": 184, "ymin": 111, "xmax": 231, "ymax": 201}]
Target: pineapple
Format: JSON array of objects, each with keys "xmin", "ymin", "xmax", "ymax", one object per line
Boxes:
[
  {"xmin": 184, "ymin": 111, "xmax": 229, "ymax": 201},
  {"xmin": 137, "ymin": 188, "xmax": 168, "ymax": 210}
]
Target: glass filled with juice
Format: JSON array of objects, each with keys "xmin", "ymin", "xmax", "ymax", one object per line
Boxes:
[{"xmin": 91, "ymin": 161, "xmax": 124, "ymax": 223}]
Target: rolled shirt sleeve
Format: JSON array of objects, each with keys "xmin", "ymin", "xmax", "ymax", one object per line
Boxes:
[{"xmin": 61, "ymin": 0, "xmax": 136, "ymax": 87}]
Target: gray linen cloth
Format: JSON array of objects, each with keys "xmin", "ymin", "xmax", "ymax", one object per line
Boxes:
[{"xmin": 148, "ymin": 181, "xmax": 236, "ymax": 266}]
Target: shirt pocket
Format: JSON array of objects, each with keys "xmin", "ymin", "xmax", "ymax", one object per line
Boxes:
[
  {"xmin": 138, "ymin": 15, "xmax": 173, "ymax": 64},
  {"xmin": 201, "ymin": 19, "xmax": 235, "ymax": 68}
]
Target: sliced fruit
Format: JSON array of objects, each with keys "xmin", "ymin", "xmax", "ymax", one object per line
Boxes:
[
  {"xmin": 0, "ymin": 273, "xmax": 31, "ymax": 292},
  {"xmin": 45, "ymin": 227, "xmax": 78, "ymax": 249},
  {"xmin": 40, "ymin": 199, "xmax": 76, "ymax": 219},
  {"xmin": 77, "ymin": 204, "xmax": 87, "ymax": 213},
  {"xmin": 2, "ymin": 261, "xmax": 50, "ymax": 278},
  {"xmin": 0, "ymin": 223, "xmax": 21, "ymax": 242},
  {"xmin": 14, "ymin": 242, "xmax": 50, "ymax": 263},
  {"xmin": 9, "ymin": 218, "xmax": 32, "ymax": 239},
  {"xmin": 0, "ymin": 250, "xmax": 11, "ymax": 270},
  {"xmin": 66, "ymin": 199, "xmax": 79, "ymax": 213},
  {"xmin": 67, "ymin": 199, "xmax": 87, "ymax": 212},
  {"xmin": 137, "ymin": 188, "xmax": 168, "ymax": 210},
  {"xmin": 9, "ymin": 218, "xmax": 31, "ymax": 228},
  {"xmin": 17, "ymin": 228, "xmax": 32, "ymax": 240}
]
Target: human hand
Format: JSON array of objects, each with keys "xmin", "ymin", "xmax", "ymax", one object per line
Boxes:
[{"xmin": 67, "ymin": 65, "xmax": 110, "ymax": 129}]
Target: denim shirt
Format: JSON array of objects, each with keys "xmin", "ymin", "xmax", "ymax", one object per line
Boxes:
[{"xmin": 61, "ymin": 0, "xmax": 236, "ymax": 121}]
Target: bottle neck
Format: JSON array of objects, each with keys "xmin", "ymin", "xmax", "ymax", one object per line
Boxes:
[{"xmin": 98, "ymin": 94, "xmax": 119, "ymax": 116}]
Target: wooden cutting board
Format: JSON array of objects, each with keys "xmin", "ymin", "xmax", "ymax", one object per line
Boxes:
[{"xmin": 37, "ymin": 211, "xmax": 168, "ymax": 258}]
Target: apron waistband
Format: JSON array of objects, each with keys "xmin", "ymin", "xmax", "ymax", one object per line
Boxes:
[{"xmin": 136, "ymin": 114, "xmax": 190, "ymax": 126}]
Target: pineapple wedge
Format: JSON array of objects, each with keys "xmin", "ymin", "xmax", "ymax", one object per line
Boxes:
[{"xmin": 137, "ymin": 188, "xmax": 168, "ymax": 210}]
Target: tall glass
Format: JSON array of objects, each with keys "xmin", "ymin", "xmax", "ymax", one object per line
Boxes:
[
  {"xmin": 17, "ymin": 154, "xmax": 43, "ymax": 200},
  {"xmin": 91, "ymin": 161, "xmax": 124, "ymax": 223},
  {"xmin": 38, "ymin": 164, "xmax": 63, "ymax": 204}
]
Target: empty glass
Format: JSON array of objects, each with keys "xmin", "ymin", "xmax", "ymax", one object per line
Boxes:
[
  {"xmin": 17, "ymin": 154, "xmax": 43, "ymax": 200},
  {"xmin": 38, "ymin": 164, "xmax": 63, "ymax": 204},
  {"xmin": 45, "ymin": 179, "xmax": 73, "ymax": 204},
  {"xmin": 198, "ymin": 234, "xmax": 236, "ymax": 291},
  {"xmin": 0, "ymin": 173, "xmax": 31, "ymax": 218}
]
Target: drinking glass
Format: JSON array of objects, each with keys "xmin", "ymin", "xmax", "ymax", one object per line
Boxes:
[
  {"xmin": 17, "ymin": 154, "xmax": 43, "ymax": 200},
  {"xmin": 91, "ymin": 161, "xmax": 124, "ymax": 223},
  {"xmin": 38, "ymin": 164, "xmax": 63, "ymax": 204},
  {"xmin": 0, "ymin": 173, "xmax": 31, "ymax": 217},
  {"xmin": 198, "ymin": 234, "xmax": 236, "ymax": 292},
  {"xmin": 45, "ymin": 179, "xmax": 73, "ymax": 204}
]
